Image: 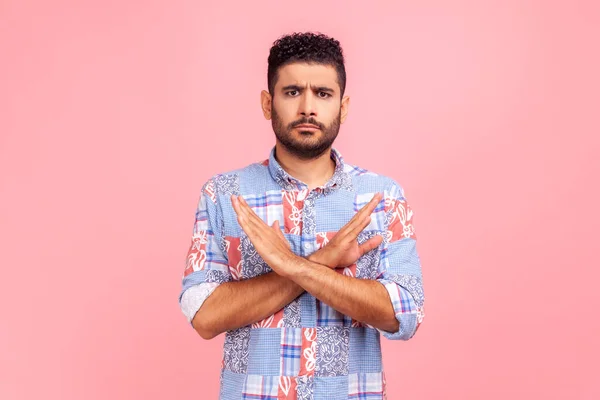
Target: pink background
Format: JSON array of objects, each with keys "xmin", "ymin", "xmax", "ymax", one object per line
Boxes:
[{"xmin": 1, "ymin": 1, "xmax": 599, "ymax": 399}]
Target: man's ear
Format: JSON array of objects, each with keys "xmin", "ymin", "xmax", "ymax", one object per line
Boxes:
[
  {"xmin": 340, "ymin": 95, "xmax": 350, "ymax": 123},
  {"xmin": 261, "ymin": 90, "xmax": 272, "ymax": 120}
]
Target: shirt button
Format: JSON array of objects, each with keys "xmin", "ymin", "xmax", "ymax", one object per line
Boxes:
[{"xmin": 304, "ymin": 243, "xmax": 311, "ymax": 249}]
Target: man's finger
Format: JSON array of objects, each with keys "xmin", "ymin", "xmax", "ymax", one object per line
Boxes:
[
  {"xmin": 232, "ymin": 196, "xmax": 247, "ymax": 226},
  {"xmin": 272, "ymin": 220, "xmax": 291, "ymax": 248},
  {"xmin": 340, "ymin": 193, "xmax": 383, "ymax": 238},
  {"xmin": 358, "ymin": 235, "xmax": 383, "ymax": 255},
  {"xmin": 336, "ymin": 194, "xmax": 377, "ymax": 236},
  {"xmin": 242, "ymin": 208, "xmax": 267, "ymax": 235},
  {"xmin": 353, "ymin": 192, "xmax": 383, "ymax": 222},
  {"xmin": 236, "ymin": 198, "xmax": 279, "ymax": 245},
  {"xmin": 233, "ymin": 195, "xmax": 261, "ymax": 229},
  {"xmin": 238, "ymin": 196, "xmax": 269, "ymax": 227},
  {"xmin": 231, "ymin": 195, "xmax": 241, "ymax": 215},
  {"xmin": 235, "ymin": 196, "xmax": 253, "ymax": 218},
  {"xmin": 348, "ymin": 212, "xmax": 376, "ymax": 238},
  {"xmin": 232, "ymin": 196, "xmax": 261, "ymax": 237},
  {"xmin": 232, "ymin": 195, "xmax": 254, "ymax": 221},
  {"xmin": 272, "ymin": 220, "xmax": 285, "ymax": 239}
]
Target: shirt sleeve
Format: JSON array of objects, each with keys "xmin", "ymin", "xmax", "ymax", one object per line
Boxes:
[
  {"xmin": 376, "ymin": 181, "xmax": 425, "ymax": 340},
  {"xmin": 179, "ymin": 178, "xmax": 231, "ymax": 325}
]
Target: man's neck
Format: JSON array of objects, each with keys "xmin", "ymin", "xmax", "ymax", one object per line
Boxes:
[{"xmin": 274, "ymin": 142, "xmax": 336, "ymax": 190}]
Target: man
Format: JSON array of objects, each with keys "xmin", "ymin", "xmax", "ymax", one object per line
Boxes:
[{"xmin": 179, "ymin": 32, "xmax": 425, "ymax": 399}]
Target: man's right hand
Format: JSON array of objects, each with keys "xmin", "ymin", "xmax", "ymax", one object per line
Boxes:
[{"xmin": 309, "ymin": 192, "xmax": 384, "ymax": 269}]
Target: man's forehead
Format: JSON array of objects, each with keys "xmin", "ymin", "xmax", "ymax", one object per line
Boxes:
[{"xmin": 277, "ymin": 63, "xmax": 338, "ymax": 87}]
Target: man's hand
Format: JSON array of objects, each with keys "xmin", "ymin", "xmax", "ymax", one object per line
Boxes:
[
  {"xmin": 231, "ymin": 195, "xmax": 297, "ymax": 274},
  {"xmin": 309, "ymin": 193, "xmax": 384, "ymax": 269}
]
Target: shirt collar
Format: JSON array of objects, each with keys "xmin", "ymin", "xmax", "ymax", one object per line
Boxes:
[{"xmin": 267, "ymin": 146, "xmax": 350, "ymax": 192}]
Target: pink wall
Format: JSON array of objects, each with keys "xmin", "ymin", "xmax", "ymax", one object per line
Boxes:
[{"xmin": 1, "ymin": 1, "xmax": 598, "ymax": 399}]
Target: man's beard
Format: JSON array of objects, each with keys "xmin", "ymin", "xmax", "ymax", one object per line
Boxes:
[{"xmin": 271, "ymin": 107, "xmax": 341, "ymax": 160}]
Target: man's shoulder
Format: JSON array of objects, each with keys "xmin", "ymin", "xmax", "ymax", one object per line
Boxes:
[
  {"xmin": 212, "ymin": 159, "xmax": 267, "ymax": 180},
  {"xmin": 342, "ymin": 161, "xmax": 404, "ymax": 195},
  {"xmin": 200, "ymin": 159, "xmax": 269, "ymax": 195}
]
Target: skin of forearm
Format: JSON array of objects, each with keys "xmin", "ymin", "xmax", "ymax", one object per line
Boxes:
[
  {"xmin": 192, "ymin": 254, "xmax": 397, "ymax": 339},
  {"xmin": 192, "ymin": 253, "xmax": 332, "ymax": 339},
  {"xmin": 192, "ymin": 271, "xmax": 303, "ymax": 339},
  {"xmin": 283, "ymin": 256, "xmax": 399, "ymax": 333}
]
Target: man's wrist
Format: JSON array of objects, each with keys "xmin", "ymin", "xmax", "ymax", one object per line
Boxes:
[
  {"xmin": 307, "ymin": 251, "xmax": 333, "ymax": 269},
  {"xmin": 307, "ymin": 252, "xmax": 321, "ymax": 265},
  {"xmin": 276, "ymin": 253, "xmax": 306, "ymax": 280},
  {"xmin": 286, "ymin": 254, "xmax": 332, "ymax": 283}
]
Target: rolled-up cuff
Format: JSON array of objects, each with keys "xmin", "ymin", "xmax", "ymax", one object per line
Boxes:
[
  {"xmin": 377, "ymin": 279, "xmax": 424, "ymax": 340},
  {"xmin": 179, "ymin": 282, "xmax": 219, "ymax": 323}
]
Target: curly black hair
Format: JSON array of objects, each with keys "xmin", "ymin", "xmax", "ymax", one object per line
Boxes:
[{"xmin": 267, "ymin": 32, "xmax": 346, "ymax": 98}]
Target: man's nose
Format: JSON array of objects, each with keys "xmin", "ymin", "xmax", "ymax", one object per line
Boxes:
[{"xmin": 299, "ymin": 91, "xmax": 317, "ymax": 117}]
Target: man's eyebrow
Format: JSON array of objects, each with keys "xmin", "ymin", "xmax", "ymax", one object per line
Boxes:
[
  {"xmin": 281, "ymin": 85, "xmax": 302, "ymax": 91},
  {"xmin": 281, "ymin": 84, "xmax": 336, "ymax": 93},
  {"xmin": 314, "ymin": 86, "xmax": 335, "ymax": 93}
]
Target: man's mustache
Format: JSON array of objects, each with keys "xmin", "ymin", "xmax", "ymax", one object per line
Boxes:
[{"xmin": 289, "ymin": 118, "xmax": 324, "ymax": 129}]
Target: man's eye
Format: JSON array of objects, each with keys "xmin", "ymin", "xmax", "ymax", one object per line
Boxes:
[
  {"xmin": 319, "ymin": 92, "xmax": 331, "ymax": 98},
  {"xmin": 287, "ymin": 90, "xmax": 298, "ymax": 96}
]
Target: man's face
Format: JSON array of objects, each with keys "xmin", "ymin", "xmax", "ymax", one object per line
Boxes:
[{"xmin": 267, "ymin": 63, "xmax": 348, "ymax": 160}]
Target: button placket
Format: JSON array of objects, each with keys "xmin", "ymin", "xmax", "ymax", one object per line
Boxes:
[{"xmin": 301, "ymin": 192, "xmax": 317, "ymax": 256}]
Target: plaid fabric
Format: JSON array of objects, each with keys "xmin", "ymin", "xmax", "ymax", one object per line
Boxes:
[
  {"xmin": 348, "ymin": 372, "xmax": 385, "ymax": 399},
  {"xmin": 316, "ymin": 302, "xmax": 345, "ymax": 326},
  {"xmin": 281, "ymin": 328, "xmax": 302, "ymax": 376},
  {"xmin": 179, "ymin": 147, "xmax": 425, "ymax": 399},
  {"xmin": 182, "ymin": 190, "xmax": 229, "ymax": 280},
  {"xmin": 242, "ymin": 375, "xmax": 278, "ymax": 399},
  {"xmin": 243, "ymin": 190, "xmax": 284, "ymax": 227}
]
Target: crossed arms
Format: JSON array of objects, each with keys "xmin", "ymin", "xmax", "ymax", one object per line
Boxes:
[
  {"xmin": 193, "ymin": 193, "xmax": 399, "ymax": 340},
  {"xmin": 180, "ymin": 184, "xmax": 424, "ymax": 341}
]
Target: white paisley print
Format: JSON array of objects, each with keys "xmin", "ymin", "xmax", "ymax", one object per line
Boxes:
[
  {"xmin": 184, "ymin": 230, "xmax": 208, "ymax": 275},
  {"xmin": 240, "ymin": 235, "xmax": 272, "ymax": 278},
  {"xmin": 222, "ymin": 327, "xmax": 250, "ymax": 374},
  {"xmin": 315, "ymin": 327, "xmax": 350, "ymax": 377},
  {"xmin": 301, "ymin": 328, "xmax": 317, "ymax": 375},
  {"xmin": 283, "ymin": 189, "xmax": 308, "ymax": 235},
  {"xmin": 296, "ymin": 376, "xmax": 313, "ymax": 400}
]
